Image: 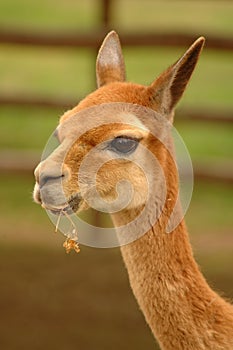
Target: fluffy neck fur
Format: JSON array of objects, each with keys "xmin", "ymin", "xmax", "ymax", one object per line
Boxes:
[{"xmin": 111, "ymin": 151, "xmax": 233, "ymax": 350}]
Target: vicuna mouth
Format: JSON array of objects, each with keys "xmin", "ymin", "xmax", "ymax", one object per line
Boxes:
[{"xmin": 42, "ymin": 193, "xmax": 82, "ymax": 216}]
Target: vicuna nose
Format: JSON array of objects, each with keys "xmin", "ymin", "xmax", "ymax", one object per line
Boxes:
[
  {"xmin": 39, "ymin": 172, "xmax": 64, "ymax": 188},
  {"xmin": 34, "ymin": 162, "xmax": 69, "ymax": 188}
]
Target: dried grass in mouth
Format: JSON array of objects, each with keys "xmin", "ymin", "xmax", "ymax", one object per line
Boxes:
[
  {"xmin": 63, "ymin": 238, "xmax": 80, "ymax": 254},
  {"xmin": 55, "ymin": 209, "xmax": 80, "ymax": 254}
]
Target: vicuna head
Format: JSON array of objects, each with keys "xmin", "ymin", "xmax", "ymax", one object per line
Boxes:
[{"xmin": 33, "ymin": 31, "xmax": 204, "ymax": 230}]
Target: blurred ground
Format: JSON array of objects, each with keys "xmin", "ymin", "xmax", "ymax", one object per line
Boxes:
[{"xmin": 0, "ymin": 1, "xmax": 232, "ymax": 349}]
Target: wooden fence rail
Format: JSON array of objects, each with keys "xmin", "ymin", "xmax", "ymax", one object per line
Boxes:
[
  {"xmin": 0, "ymin": 29, "xmax": 233, "ymax": 51},
  {"xmin": 0, "ymin": 150, "xmax": 232, "ymax": 184},
  {"xmin": 0, "ymin": 95, "xmax": 232, "ymax": 124}
]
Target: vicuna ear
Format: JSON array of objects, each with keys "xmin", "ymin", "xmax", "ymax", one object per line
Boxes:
[
  {"xmin": 96, "ymin": 31, "xmax": 126, "ymax": 88},
  {"xmin": 148, "ymin": 37, "xmax": 205, "ymax": 120}
]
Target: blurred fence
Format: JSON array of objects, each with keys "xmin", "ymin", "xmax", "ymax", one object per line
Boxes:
[{"xmin": 0, "ymin": 0, "xmax": 232, "ymax": 183}]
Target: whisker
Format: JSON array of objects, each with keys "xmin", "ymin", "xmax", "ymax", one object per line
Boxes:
[{"xmin": 55, "ymin": 210, "xmax": 63, "ymax": 233}]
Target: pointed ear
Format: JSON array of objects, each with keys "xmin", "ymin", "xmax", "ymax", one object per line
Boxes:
[
  {"xmin": 96, "ymin": 31, "xmax": 126, "ymax": 88},
  {"xmin": 147, "ymin": 37, "xmax": 205, "ymax": 120}
]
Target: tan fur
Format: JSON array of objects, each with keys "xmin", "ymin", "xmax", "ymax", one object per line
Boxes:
[{"xmin": 34, "ymin": 31, "xmax": 233, "ymax": 349}]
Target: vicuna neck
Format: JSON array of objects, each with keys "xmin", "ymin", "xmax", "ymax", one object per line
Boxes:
[{"xmin": 111, "ymin": 156, "xmax": 233, "ymax": 350}]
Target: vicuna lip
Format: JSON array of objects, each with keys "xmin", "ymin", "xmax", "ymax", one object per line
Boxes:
[
  {"xmin": 50, "ymin": 206, "xmax": 72, "ymax": 216},
  {"xmin": 41, "ymin": 203, "xmax": 70, "ymax": 215},
  {"xmin": 41, "ymin": 193, "xmax": 82, "ymax": 215}
]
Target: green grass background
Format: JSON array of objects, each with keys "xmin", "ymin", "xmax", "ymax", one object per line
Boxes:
[{"xmin": 0, "ymin": 1, "xmax": 232, "ymax": 350}]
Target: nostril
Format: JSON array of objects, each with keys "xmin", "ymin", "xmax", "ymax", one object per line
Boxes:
[{"xmin": 39, "ymin": 173, "xmax": 64, "ymax": 188}]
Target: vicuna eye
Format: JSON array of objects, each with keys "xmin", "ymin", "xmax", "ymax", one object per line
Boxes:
[{"xmin": 110, "ymin": 137, "xmax": 139, "ymax": 154}]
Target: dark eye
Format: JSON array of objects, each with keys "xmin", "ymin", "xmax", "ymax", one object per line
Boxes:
[{"xmin": 110, "ymin": 137, "xmax": 139, "ymax": 154}]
